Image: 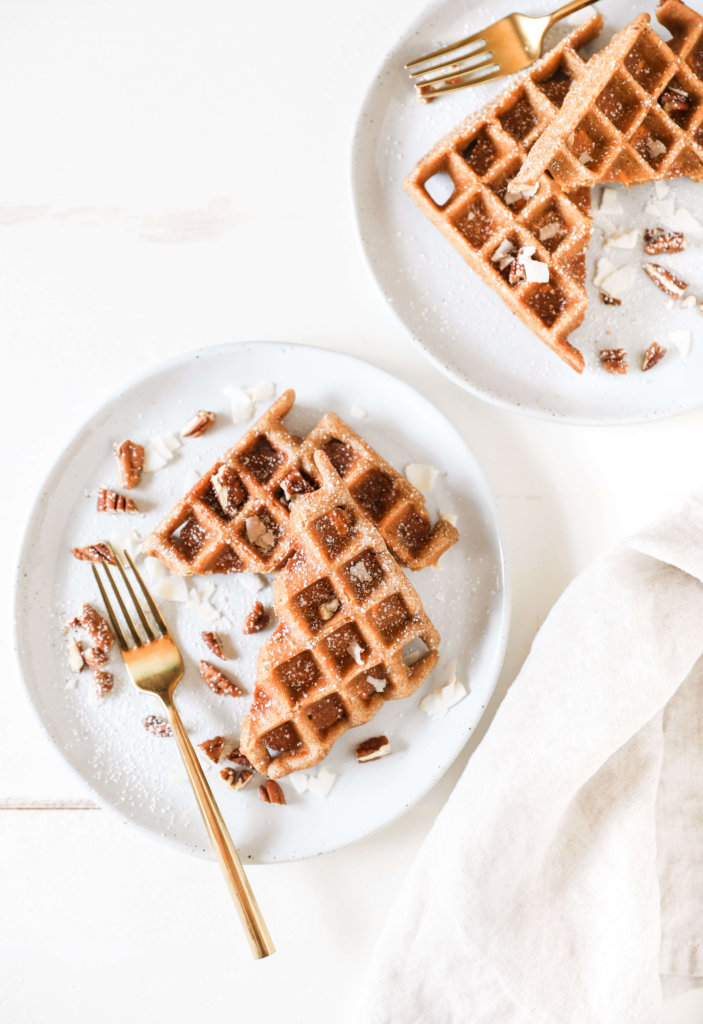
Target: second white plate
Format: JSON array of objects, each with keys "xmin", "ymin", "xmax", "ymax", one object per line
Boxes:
[
  {"xmin": 14, "ymin": 342, "xmax": 509, "ymax": 863},
  {"xmin": 352, "ymin": 0, "xmax": 703, "ymax": 423}
]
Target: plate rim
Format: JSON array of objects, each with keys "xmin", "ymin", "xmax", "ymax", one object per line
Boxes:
[
  {"xmin": 12, "ymin": 339, "xmax": 511, "ymax": 862},
  {"xmin": 348, "ymin": 0, "xmax": 697, "ymax": 427}
]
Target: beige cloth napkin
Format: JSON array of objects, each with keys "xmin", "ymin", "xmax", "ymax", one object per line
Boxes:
[{"xmin": 358, "ymin": 495, "xmax": 703, "ymax": 1024}]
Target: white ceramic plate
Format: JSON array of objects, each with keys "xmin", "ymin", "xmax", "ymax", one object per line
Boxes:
[
  {"xmin": 13, "ymin": 342, "xmax": 508, "ymax": 863},
  {"xmin": 352, "ymin": 0, "xmax": 703, "ymax": 423}
]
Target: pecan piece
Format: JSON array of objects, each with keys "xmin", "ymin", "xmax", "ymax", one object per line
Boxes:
[
  {"xmin": 279, "ymin": 469, "xmax": 315, "ymax": 506},
  {"xmin": 73, "ymin": 604, "xmax": 114, "ymax": 652},
  {"xmin": 243, "ymin": 601, "xmax": 269, "ymax": 634},
  {"xmin": 143, "ymin": 714, "xmax": 172, "ymax": 737},
  {"xmin": 318, "ymin": 598, "xmax": 340, "ymax": 622},
  {"xmin": 97, "ymin": 488, "xmax": 137, "ymax": 513},
  {"xmin": 114, "ymin": 440, "xmax": 144, "ymax": 489},
  {"xmin": 226, "ymin": 747, "xmax": 255, "ymax": 770},
  {"xmin": 643, "ymin": 229, "xmax": 685, "ymax": 255},
  {"xmin": 600, "ymin": 292, "xmax": 621, "ymax": 306},
  {"xmin": 82, "ymin": 647, "xmax": 108, "ymax": 669},
  {"xmin": 600, "ymin": 349, "xmax": 628, "ymax": 375},
  {"xmin": 355, "ymin": 735, "xmax": 391, "ymax": 763},
  {"xmin": 660, "ymin": 86, "xmax": 690, "ymax": 115},
  {"xmin": 258, "ymin": 780, "xmax": 286, "ymax": 805},
  {"xmin": 221, "ymin": 767, "xmax": 254, "ymax": 791},
  {"xmin": 199, "ymin": 735, "xmax": 228, "ymax": 763},
  {"xmin": 71, "ymin": 543, "xmax": 116, "ymax": 564},
  {"xmin": 642, "ymin": 342, "xmax": 667, "ymax": 371},
  {"xmin": 199, "ymin": 660, "xmax": 243, "ymax": 696},
  {"xmin": 93, "ymin": 670, "xmax": 114, "ymax": 697},
  {"xmin": 181, "ymin": 410, "xmax": 215, "ymax": 438},
  {"xmin": 201, "ymin": 630, "xmax": 225, "ymax": 658},
  {"xmin": 643, "ymin": 262, "xmax": 687, "ymax": 298},
  {"xmin": 211, "ymin": 465, "xmax": 246, "ymax": 517}
]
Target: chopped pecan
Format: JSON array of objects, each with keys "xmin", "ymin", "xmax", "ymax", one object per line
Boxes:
[
  {"xmin": 181, "ymin": 410, "xmax": 215, "ymax": 438},
  {"xmin": 201, "ymin": 630, "xmax": 225, "ymax": 658},
  {"xmin": 258, "ymin": 780, "xmax": 286, "ymax": 805},
  {"xmin": 211, "ymin": 464, "xmax": 246, "ymax": 517},
  {"xmin": 642, "ymin": 342, "xmax": 667, "ymax": 371},
  {"xmin": 82, "ymin": 647, "xmax": 108, "ymax": 669},
  {"xmin": 97, "ymin": 488, "xmax": 137, "ymax": 513},
  {"xmin": 600, "ymin": 292, "xmax": 621, "ymax": 306},
  {"xmin": 643, "ymin": 262, "xmax": 687, "ymax": 298},
  {"xmin": 355, "ymin": 735, "xmax": 391, "ymax": 763},
  {"xmin": 643, "ymin": 229, "xmax": 685, "ymax": 255},
  {"xmin": 318, "ymin": 598, "xmax": 340, "ymax": 622},
  {"xmin": 73, "ymin": 604, "xmax": 114, "ymax": 652},
  {"xmin": 143, "ymin": 714, "xmax": 172, "ymax": 737},
  {"xmin": 199, "ymin": 660, "xmax": 243, "ymax": 696},
  {"xmin": 71, "ymin": 543, "xmax": 116, "ymax": 564},
  {"xmin": 279, "ymin": 469, "xmax": 315, "ymax": 506},
  {"xmin": 600, "ymin": 349, "xmax": 628, "ymax": 375},
  {"xmin": 199, "ymin": 735, "xmax": 227, "ymax": 763},
  {"xmin": 221, "ymin": 767, "xmax": 254, "ymax": 791},
  {"xmin": 243, "ymin": 601, "xmax": 269, "ymax": 634},
  {"xmin": 660, "ymin": 86, "xmax": 690, "ymax": 115},
  {"xmin": 227, "ymin": 747, "xmax": 255, "ymax": 770},
  {"xmin": 93, "ymin": 670, "xmax": 114, "ymax": 697},
  {"xmin": 114, "ymin": 440, "xmax": 144, "ymax": 489},
  {"xmin": 507, "ymin": 247, "xmax": 528, "ymax": 286}
]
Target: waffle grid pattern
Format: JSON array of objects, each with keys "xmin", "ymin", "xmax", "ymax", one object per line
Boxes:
[
  {"xmin": 143, "ymin": 391, "xmax": 458, "ymax": 575},
  {"xmin": 404, "ymin": 14, "xmax": 604, "ymax": 374},
  {"xmin": 239, "ymin": 453, "xmax": 440, "ymax": 778},
  {"xmin": 513, "ymin": 1, "xmax": 703, "ymax": 191}
]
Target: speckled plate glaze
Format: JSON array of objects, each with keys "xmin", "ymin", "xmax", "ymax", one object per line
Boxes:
[
  {"xmin": 352, "ymin": 0, "xmax": 703, "ymax": 423},
  {"xmin": 13, "ymin": 342, "xmax": 509, "ymax": 863}
]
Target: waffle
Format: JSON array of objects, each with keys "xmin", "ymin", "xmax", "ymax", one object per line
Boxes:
[
  {"xmin": 143, "ymin": 390, "xmax": 458, "ymax": 575},
  {"xmin": 239, "ymin": 452, "xmax": 441, "ymax": 778},
  {"xmin": 512, "ymin": 1, "xmax": 703, "ymax": 193},
  {"xmin": 404, "ymin": 13, "xmax": 603, "ymax": 374}
]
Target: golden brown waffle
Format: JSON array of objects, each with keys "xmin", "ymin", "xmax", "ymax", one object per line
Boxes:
[
  {"xmin": 513, "ymin": 1, "xmax": 703, "ymax": 193},
  {"xmin": 143, "ymin": 390, "xmax": 458, "ymax": 575},
  {"xmin": 239, "ymin": 452, "xmax": 441, "ymax": 778},
  {"xmin": 404, "ymin": 13, "xmax": 603, "ymax": 374},
  {"xmin": 299, "ymin": 413, "xmax": 458, "ymax": 570}
]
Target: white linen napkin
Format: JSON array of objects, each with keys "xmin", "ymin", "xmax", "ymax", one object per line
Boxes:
[{"xmin": 358, "ymin": 494, "xmax": 703, "ymax": 1024}]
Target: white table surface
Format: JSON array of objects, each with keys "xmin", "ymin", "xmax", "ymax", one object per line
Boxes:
[{"xmin": 2, "ymin": 1, "xmax": 701, "ymax": 1021}]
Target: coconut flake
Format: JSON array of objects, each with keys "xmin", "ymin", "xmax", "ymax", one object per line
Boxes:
[
  {"xmin": 239, "ymin": 573, "xmax": 267, "ymax": 594},
  {"xmin": 671, "ymin": 207, "xmax": 703, "ymax": 235},
  {"xmin": 600, "ymin": 266, "xmax": 636, "ymax": 300},
  {"xmin": 289, "ymin": 773, "xmax": 309, "ymax": 794},
  {"xmin": 111, "ymin": 527, "xmax": 142, "ymax": 564},
  {"xmin": 66, "ymin": 636, "xmax": 84, "ymax": 673},
  {"xmin": 644, "ymin": 198, "xmax": 676, "ymax": 225},
  {"xmin": 654, "ymin": 181, "xmax": 671, "ymax": 199},
  {"xmin": 367, "ymin": 675, "xmax": 388, "ymax": 693},
  {"xmin": 143, "ymin": 433, "xmax": 182, "ymax": 472},
  {"xmin": 538, "ymin": 221, "xmax": 561, "ymax": 241},
  {"xmin": 439, "ymin": 511, "xmax": 458, "ymax": 527},
  {"xmin": 420, "ymin": 662, "xmax": 468, "ymax": 718},
  {"xmin": 184, "ymin": 468, "xmax": 202, "ymax": 490},
  {"xmin": 306, "ymin": 768, "xmax": 337, "ymax": 799},
  {"xmin": 247, "ymin": 382, "xmax": 275, "ymax": 403},
  {"xmin": 144, "ymin": 556, "xmax": 169, "ymax": 582},
  {"xmin": 578, "ymin": 150, "xmax": 593, "ymax": 164},
  {"xmin": 646, "ymin": 137, "xmax": 667, "ymax": 159},
  {"xmin": 593, "ymin": 257, "xmax": 616, "ymax": 288},
  {"xmin": 405, "ymin": 463, "xmax": 438, "ymax": 492},
  {"xmin": 346, "ymin": 642, "xmax": 364, "ymax": 666},
  {"xmin": 491, "ymin": 239, "xmax": 515, "ymax": 270},
  {"xmin": 669, "ymin": 329, "xmax": 692, "ymax": 359},
  {"xmin": 155, "ymin": 576, "xmax": 189, "ymax": 602},
  {"xmin": 520, "ymin": 249, "xmax": 549, "ymax": 283},
  {"xmin": 350, "ymin": 405, "xmax": 367, "ymax": 419},
  {"xmin": 681, "ymin": 295, "xmax": 698, "ymax": 309},
  {"xmin": 600, "ymin": 188, "xmax": 623, "ymax": 215},
  {"xmin": 604, "ymin": 230, "xmax": 638, "ymax": 250}
]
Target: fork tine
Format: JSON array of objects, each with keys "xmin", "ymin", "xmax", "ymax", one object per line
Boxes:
[
  {"xmin": 405, "ymin": 29, "xmax": 486, "ymax": 70},
  {"xmin": 91, "ymin": 564, "xmax": 129, "ymax": 651},
  {"xmin": 111, "ymin": 550, "xmax": 156, "ymax": 642},
  {"xmin": 414, "ymin": 53, "xmax": 495, "ymax": 87},
  {"xmin": 122, "ymin": 549, "xmax": 169, "ymax": 636},
  {"xmin": 419, "ymin": 65, "xmax": 505, "ymax": 99},
  {"xmin": 102, "ymin": 562, "xmax": 143, "ymax": 646},
  {"xmin": 408, "ymin": 45, "xmax": 489, "ymax": 79}
]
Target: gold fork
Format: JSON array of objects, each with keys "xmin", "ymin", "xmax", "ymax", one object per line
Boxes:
[
  {"xmin": 406, "ymin": 0, "xmax": 596, "ymax": 99},
  {"xmin": 91, "ymin": 548, "xmax": 275, "ymax": 960}
]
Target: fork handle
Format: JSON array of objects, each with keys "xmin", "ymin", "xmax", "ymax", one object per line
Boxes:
[
  {"xmin": 163, "ymin": 695, "xmax": 275, "ymax": 959},
  {"xmin": 545, "ymin": 0, "xmax": 596, "ymax": 30}
]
